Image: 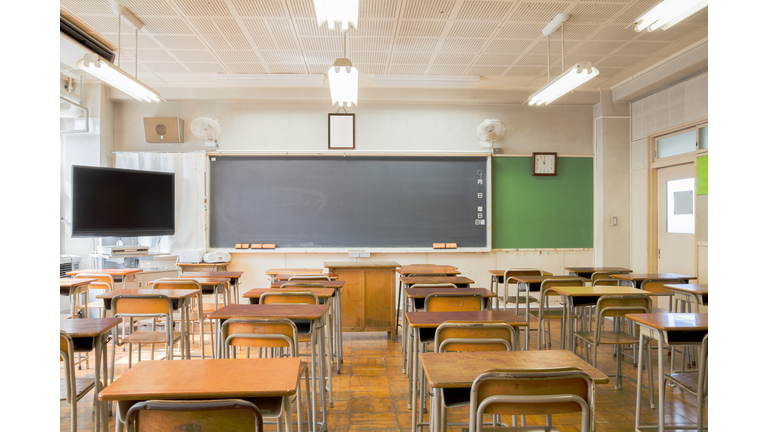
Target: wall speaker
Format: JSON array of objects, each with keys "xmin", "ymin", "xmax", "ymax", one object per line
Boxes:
[{"xmin": 144, "ymin": 117, "xmax": 184, "ymax": 143}]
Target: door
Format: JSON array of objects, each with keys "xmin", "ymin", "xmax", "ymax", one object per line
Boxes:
[{"xmin": 657, "ymin": 163, "xmax": 696, "ymax": 275}]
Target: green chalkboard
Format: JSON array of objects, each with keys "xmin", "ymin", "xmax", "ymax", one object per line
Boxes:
[{"xmin": 491, "ymin": 156, "xmax": 593, "ymax": 248}]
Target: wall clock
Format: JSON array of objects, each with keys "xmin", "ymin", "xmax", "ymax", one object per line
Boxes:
[{"xmin": 532, "ymin": 152, "xmax": 557, "ymax": 176}]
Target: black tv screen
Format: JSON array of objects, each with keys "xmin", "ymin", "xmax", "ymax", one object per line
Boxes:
[{"xmin": 72, "ymin": 166, "xmax": 175, "ymax": 237}]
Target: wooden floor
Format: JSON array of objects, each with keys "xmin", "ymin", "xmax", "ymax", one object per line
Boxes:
[{"xmin": 61, "ymin": 318, "xmax": 706, "ymax": 431}]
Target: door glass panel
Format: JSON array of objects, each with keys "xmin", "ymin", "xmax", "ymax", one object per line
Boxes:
[
  {"xmin": 658, "ymin": 130, "xmax": 697, "ymax": 158},
  {"xmin": 699, "ymin": 125, "xmax": 708, "ymax": 149},
  {"xmin": 667, "ymin": 178, "xmax": 695, "ymax": 234}
]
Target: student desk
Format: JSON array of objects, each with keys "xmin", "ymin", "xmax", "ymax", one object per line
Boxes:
[
  {"xmin": 177, "ymin": 261, "xmax": 229, "ymax": 272},
  {"xmin": 97, "ymin": 289, "xmax": 202, "ymax": 360},
  {"xmin": 487, "ymin": 270, "xmax": 553, "ymax": 310},
  {"xmin": 180, "ymin": 271, "xmax": 243, "ymax": 304},
  {"xmin": 67, "ymin": 268, "xmax": 143, "ymax": 289},
  {"xmin": 420, "ymin": 351, "xmax": 609, "ymax": 432},
  {"xmin": 60, "ymin": 278, "xmax": 96, "ymax": 319},
  {"xmin": 611, "ymin": 273, "xmax": 696, "ymax": 288},
  {"xmin": 99, "ymin": 357, "xmax": 302, "ymax": 432},
  {"xmin": 626, "ymin": 313, "xmax": 708, "ymax": 432},
  {"xmin": 549, "ymin": 286, "xmax": 651, "ymax": 352},
  {"xmin": 61, "ymin": 317, "xmax": 121, "ymax": 432},
  {"xmin": 665, "ymin": 284, "xmax": 708, "ymax": 312},
  {"xmin": 395, "ymin": 268, "xmax": 462, "ymax": 338},
  {"xmin": 398, "ymin": 276, "xmax": 475, "ymax": 338},
  {"xmin": 271, "ymin": 280, "xmax": 346, "ymax": 373},
  {"xmin": 502, "ymin": 275, "xmax": 588, "ymax": 350},
  {"xmin": 564, "ymin": 266, "xmax": 632, "ymax": 279},
  {"xmin": 265, "ymin": 268, "xmax": 324, "ymax": 283},
  {"xmin": 208, "ymin": 304, "xmax": 331, "ymax": 431},
  {"xmin": 405, "ymin": 311, "xmax": 527, "ymax": 427}
]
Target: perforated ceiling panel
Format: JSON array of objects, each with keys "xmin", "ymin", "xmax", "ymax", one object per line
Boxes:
[{"xmin": 60, "ymin": 0, "xmax": 708, "ymax": 89}]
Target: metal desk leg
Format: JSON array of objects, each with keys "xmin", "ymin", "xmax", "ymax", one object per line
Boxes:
[
  {"xmin": 657, "ymin": 330, "xmax": 664, "ymax": 432},
  {"xmin": 93, "ymin": 334, "xmax": 102, "ymax": 432},
  {"xmin": 324, "ymin": 307, "xmax": 333, "ymax": 408},
  {"xmin": 284, "ymin": 394, "xmax": 294, "ymax": 432},
  {"xmin": 318, "ymin": 319, "xmax": 328, "ymax": 432},
  {"xmin": 523, "ymin": 282, "xmax": 531, "ymax": 351},
  {"xmin": 411, "ymin": 327, "xmax": 419, "ymax": 432}
]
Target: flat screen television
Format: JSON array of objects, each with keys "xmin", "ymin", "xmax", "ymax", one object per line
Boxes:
[{"xmin": 72, "ymin": 166, "xmax": 175, "ymax": 237}]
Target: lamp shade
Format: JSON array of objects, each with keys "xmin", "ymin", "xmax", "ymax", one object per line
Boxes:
[
  {"xmin": 77, "ymin": 54, "xmax": 160, "ymax": 102},
  {"xmin": 526, "ymin": 62, "xmax": 599, "ymax": 106},
  {"xmin": 328, "ymin": 58, "xmax": 358, "ymax": 107},
  {"xmin": 313, "ymin": 0, "xmax": 359, "ymax": 31}
]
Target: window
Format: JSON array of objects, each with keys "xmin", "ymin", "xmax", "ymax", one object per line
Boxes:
[
  {"xmin": 655, "ymin": 124, "xmax": 708, "ymax": 160},
  {"xmin": 667, "ymin": 178, "xmax": 695, "ymax": 234}
]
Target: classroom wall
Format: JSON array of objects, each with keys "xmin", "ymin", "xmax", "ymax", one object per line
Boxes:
[
  {"xmin": 108, "ymin": 100, "xmax": 597, "ymax": 300},
  {"xmin": 629, "ymin": 72, "xmax": 708, "ymax": 277}
]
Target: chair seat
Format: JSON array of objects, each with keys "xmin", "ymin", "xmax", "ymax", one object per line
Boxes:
[
  {"xmin": 122, "ymin": 331, "xmax": 182, "ymax": 344},
  {"xmin": 86, "ymin": 300, "xmax": 104, "ymax": 310},
  {"xmin": 574, "ymin": 330, "xmax": 639, "ymax": 345},
  {"xmin": 59, "ymin": 378, "xmax": 95, "ymax": 401},
  {"xmin": 60, "ymin": 314, "xmax": 72, "ymax": 319},
  {"xmin": 665, "ymin": 372, "xmax": 706, "ymax": 397}
]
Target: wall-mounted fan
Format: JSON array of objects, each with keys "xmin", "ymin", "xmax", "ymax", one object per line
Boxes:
[
  {"xmin": 476, "ymin": 119, "xmax": 506, "ymax": 148},
  {"xmin": 191, "ymin": 117, "xmax": 221, "ymax": 148}
]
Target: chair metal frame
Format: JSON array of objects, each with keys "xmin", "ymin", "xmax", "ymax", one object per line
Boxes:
[
  {"xmin": 662, "ymin": 334, "xmax": 708, "ymax": 432},
  {"xmin": 73, "ymin": 273, "xmax": 115, "ymax": 319},
  {"xmin": 111, "ymin": 294, "xmax": 182, "ymax": 369},
  {"xmin": 468, "ymin": 368, "xmax": 595, "ymax": 432},
  {"xmin": 125, "ymin": 399, "xmax": 264, "ymax": 432},
  {"xmin": 152, "ymin": 278, "xmax": 212, "ymax": 359},
  {"xmin": 60, "ymin": 330, "xmax": 96, "ymax": 432},
  {"xmin": 288, "ymin": 275, "xmax": 332, "ymax": 281},
  {"xmin": 501, "ymin": 269, "xmax": 544, "ymax": 311},
  {"xmin": 531, "ymin": 278, "xmax": 585, "ymax": 351}
]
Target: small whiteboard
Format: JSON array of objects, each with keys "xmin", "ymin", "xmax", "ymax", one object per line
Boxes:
[{"xmin": 328, "ymin": 113, "xmax": 355, "ymax": 149}]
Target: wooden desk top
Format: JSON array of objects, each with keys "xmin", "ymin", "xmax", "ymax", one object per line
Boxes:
[
  {"xmin": 488, "ymin": 269, "xmax": 553, "ymax": 277},
  {"xmin": 550, "ymin": 286, "xmax": 651, "ymax": 297},
  {"xmin": 400, "ymin": 276, "xmax": 474, "ymax": 285},
  {"xmin": 626, "ymin": 313, "xmax": 708, "ymax": 331},
  {"xmin": 403, "ymin": 287, "xmax": 495, "ymax": 299},
  {"xmin": 325, "ymin": 261, "xmax": 400, "ymax": 268},
  {"xmin": 664, "ymin": 284, "xmax": 708, "ymax": 296},
  {"xmin": 611, "ymin": 273, "xmax": 695, "ymax": 282},
  {"xmin": 99, "ymin": 358, "xmax": 301, "ymax": 401},
  {"xmin": 401, "ymin": 264, "xmax": 457, "ymax": 268},
  {"xmin": 208, "ymin": 304, "xmax": 330, "ymax": 321},
  {"xmin": 398, "ymin": 267, "xmax": 461, "ymax": 275},
  {"xmin": 421, "ymin": 351, "xmax": 609, "ymax": 389},
  {"xmin": 177, "ymin": 262, "xmax": 228, "ymax": 267},
  {"xmin": 265, "ymin": 268, "xmax": 323, "ymax": 276},
  {"xmin": 149, "ymin": 277, "xmax": 230, "ymax": 286},
  {"xmin": 564, "ymin": 267, "xmax": 632, "ymax": 274},
  {"xmin": 243, "ymin": 288, "xmax": 336, "ymax": 299},
  {"xmin": 271, "ymin": 280, "xmax": 345, "ymax": 289},
  {"xmin": 405, "ymin": 311, "xmax": 527, "ymax": 329},
  {"xmin": 60, "ymin": 278, "xmax": 96, "ymax": 288},
  {"xmin": 505, "ymin": 275, "xmax": 587, "ymax": 284},
  {"xmin": 67, "ymin": 269, "xmax": 143, "ymax": 276},
  {"xmin": 97, "ymin": 289, "xmax": 199, "ymax": 300},
  {"xmin": 274, "ymin": 273, "xmax": 338, "ymax": 281},
  {"xmin": 181, "ymin": 271, "xmax": 244, "ymax": 279},
  {"xmin": 61, "ymin": 318, "xmax": 122, "ymax": 338}
]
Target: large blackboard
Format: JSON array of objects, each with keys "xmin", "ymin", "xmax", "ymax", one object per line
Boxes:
[{"xmin": 209, "ymin": 156, "xmax": 488, "ymax": 249}]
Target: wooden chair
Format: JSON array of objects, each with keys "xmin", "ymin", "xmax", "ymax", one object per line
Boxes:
[
  {"xmin": 640, "ymin": 278, "xmax": 684, "ymax": 313},
  {"xmin": 468, "ymin": 368, "xmax": 595, "ymax": 432},
  {"xmin": 73, "ymin": 273, "xmax": 114, "ymax": 318},
  {"xmin": 502, "ymin": 269, "xmax": 544, "ymax": 311},
  {"xmin": 125, "ymin": 399, "xmax": 264, "ymax": 432},
  {"xmin": 111, "ymin": 294, "xmax": 182, "ymax": 368},
  {"xmin": 152, "ymin": 278, "xmax": 213, "ymax": 359},
  {"xmin": 593, "ymin": 278, "xmax": 620, "ymax": 286},
  {"xmin": 60, "ymin": 331, "xmax": 95, "ymax": 432},
  {"xmin": 530, "ymin": 278, "xmax": 585, "ymax": 350},
  {"xmin": 573, "ymin": 295, "xmax": 654, "ymax": 402},
  {"xmin": 433, "ymin": 321, "xmax": 517, "ymax": 432},
  {"xmin": 590, "ymin": 271, "xmax": 626, "ymax": 286},
  {"xmin": 424, "ymin": 293, "xmax": 486, "ymax": 312},
  {"xmin": 663, "ymin": 334, "xmax": 708, "ymax": 432},
  {"xmin": 221, "ymin": 318, "xmax": 310, "ymax": 432}
]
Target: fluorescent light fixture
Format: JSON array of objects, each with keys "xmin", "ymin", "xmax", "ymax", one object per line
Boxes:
[
  {"xmin": 373, "ymin": 75, "xmax": 480, "ymax": 88},
  {"xmin": 634, "ymin": 0, "xmax": 708, "ymax": 32},
  {"xmin": 525, "ymin": 62, "xmax": 599, "ymax": 106},
  {"xmin": 328, "ymin": 58, "xmax": 358, "ymax": 107},
  {"xmin": 77, "ymin": 53, "xmax": 160, "ymax": 102},
  {"xmin": 313, "ymin": 0, "xmax": 359, "ymax": 31},
  {"xmin": 217, "ymin": 74, "xmax": 325, "ymax": 87}
]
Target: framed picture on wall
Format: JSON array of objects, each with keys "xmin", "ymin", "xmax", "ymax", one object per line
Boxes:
[{"xmin": 328, "ymin": 113, "xmax": 355, "ymax": 149}]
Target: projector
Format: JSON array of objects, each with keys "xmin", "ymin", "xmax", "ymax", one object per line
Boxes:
[
  {"xmin": 98, "ymin": 245, "xmax": 149, "ymax": 255},
  {"xmin": 204, "ymin": 252, "xmax": 231, "ymax": 263}
]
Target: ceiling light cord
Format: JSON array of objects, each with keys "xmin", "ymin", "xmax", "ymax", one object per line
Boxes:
[
  {"xmin": 546, "ymin": 35, "xmax": 550, "ymax": 82},
  {"xmin": 561, "ymin": 23, "xmax": 565, "ymax": 74},
  {"xmin": 135, "ymin": 29, "xmax": 138, "ymax": 78},
  {"xmin": 117, "ymin": 15, "xmax": 121, "ymax": 68}
]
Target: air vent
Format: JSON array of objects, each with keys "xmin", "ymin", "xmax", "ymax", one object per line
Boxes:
[
  {"xmin": 60, "ymin": 15, "xmax": 114, "ymax": 63},
  {"xmin": 59, "ymin": 255, "xmax": 81, "ymax": 278}
]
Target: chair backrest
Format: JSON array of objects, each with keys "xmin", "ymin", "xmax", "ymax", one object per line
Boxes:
[
  {"xmin": 60, "ymin": 331, "xmax": 74, "ymax": 402},
  {"xmin": 288, "ymin": 275, "xmax": 331, "ymax": 281},
  {"xmin": 424, "ymin": 293, "xmax": 484, "ymax": 312},
  {"xmin": 435, "ymin": 321, "xmax": 515, "ymax": 352},
  {"xmin": 591, "ymin": 271, "xmax": 625, "ymax": 284},
  {"xmin": 260, "ymin": 291, "xmax": 319, "ymax": 305},
  {"xmin": 594, "ymin": 294, "xmax": 651, "ymax": 341},
  {"xmin": 469, "ymin": 368, "xmax": 593, "ymax": 432},
  {"xmin": 279, "ymin": 282, "xmax": 326, "ymax": 289},
  {"xmin": 126, "ymin": 399, "xmax": 263, "ymax": 432},
  {"xmin": 74, "ymin": 273, "xmax": 114, "ymax": 290},
  {"xmin": 503, "ymin": 269, "xmax": 544, "ymax": 290},
  {"xmin": 541, "ymin": 278, "xmax": 584, "ymax": 296},
  {"xmin": 410, "ymin": 283, "xmax": 458, "ymax": 289},
  {"xmin": 113, "ymin": 295, "xmax": 174, "ymax": 317},
  {"xmin": 221, "ymin": 318, "xmax": 298, "ymax": 355},
  {"xmin": 699, "ymin": 334, "xmax": 708, "ymax": 397},
  {"xmin": 153, "ymin": 278, "xmax": 203, "ymax": 291},
  {"xmin": 639, "ymin": 278, "xmax": 684, "ymax": 295},
  {"xmin": 593, "ymin": 278, "xmax": 620, "ymax": 286}
]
